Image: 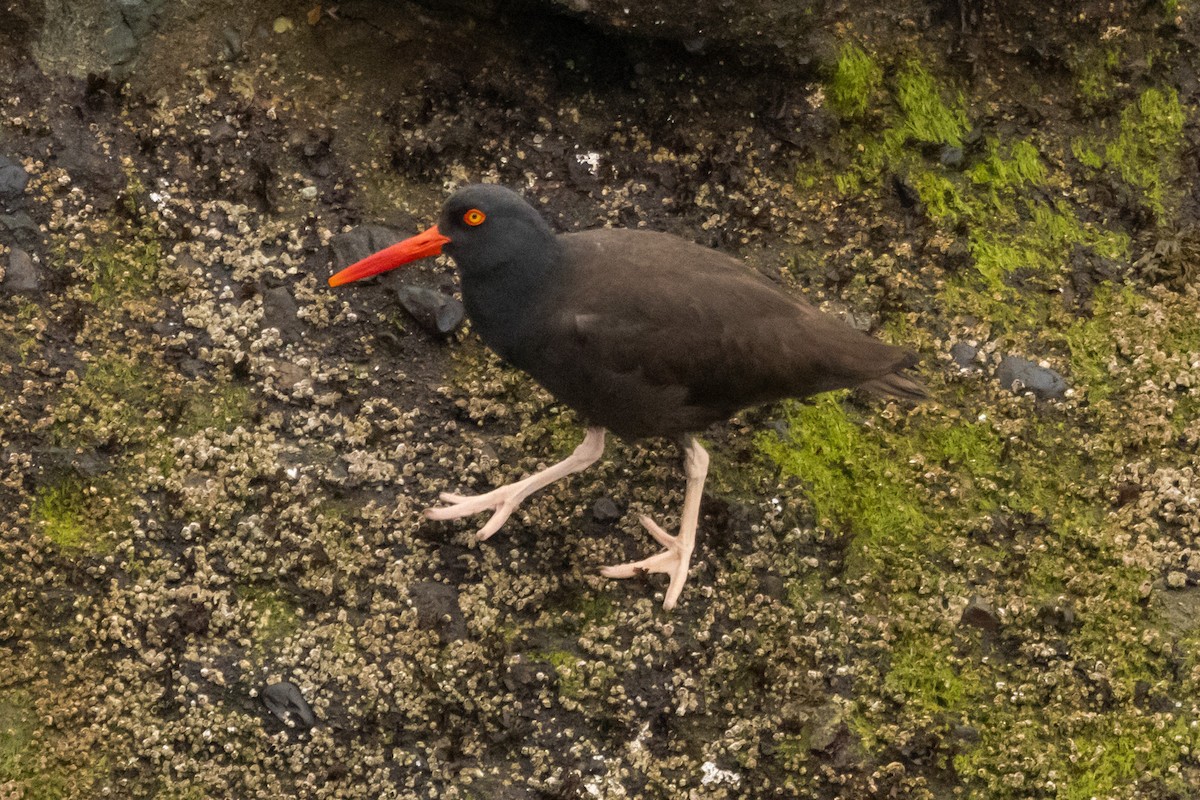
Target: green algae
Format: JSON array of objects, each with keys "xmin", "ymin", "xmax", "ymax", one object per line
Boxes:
[
  {"xmin": 894, "ymin": 63, "xmax": 969, "ymax": 148},
  {"xmin": 824, "ymin": 58, "xmax": 970, "ymax": 195},
  {"xmin": 51, "ymin": 349, "xmax": 173, "ymax": 450},
  {"xmin": 755, "ymin": 394, "xmax": 933, "ymax": 574},
  {"xmin": 1074, "ymin": 44, "xmax": 1122, "ymax": 110},
  {"xmin": 239, "ymin": 584, "xmax": 302, "ymax": 651},
  {"xmin": 539, "ymin": 649, "xmax": 586, "ymax": 699},
  {"xmin": 180, "ymin": 383, "xmax": 255, "ymax": 435},
  {"xmin": 884, "ymin": 632, "xmax": 978, "ymax": 717},
  {"xmin": 1073, "ymin": 87, "xmax": 1186, "ymax": 222},
  {"xmin": 77, "ymin": 227, "xmax": 162, "ymax": 311},
  {"xmin": 0, "ymin": 691, "xmax": 87, "ymax": 800},
  {"xmin": 30, "ymin": 473, "xmax": 124, "ymax": 554},
  {"xmin": 752, "ymin": 313, "xmax": 1195, "ymax": 793},
  {"xmin": 31, "ymin": 476, "xmax": 89, "ymax": 550},
  {"xmin": 0, "ymin": 298, "xmax": 47, "ymax": 367},
  {"xmin": 828, "ymin": 43, "xmax": 882, "ymax": 119}
]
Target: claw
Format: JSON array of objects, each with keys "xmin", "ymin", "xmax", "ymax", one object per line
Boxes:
[
  {"xmin": 600, "ymin": 516, "xmax": 694, "ymax": 610},
  {"xmin": 600, "ymin": 437, "xmax": 709, "ymax": 610}
]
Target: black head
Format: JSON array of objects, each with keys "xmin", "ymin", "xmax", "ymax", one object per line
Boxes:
[
  {"xmin": 437, "ymin": 184, "xmax": 558, "ymax": 279},
  {"xmin": 327, "ymin": 184, "xmax": 558, "ymax": 289}
]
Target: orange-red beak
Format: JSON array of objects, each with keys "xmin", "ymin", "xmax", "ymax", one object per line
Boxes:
[{"xmin": 328, "ymin": 225, "xmax": 451, "ymax": 287}]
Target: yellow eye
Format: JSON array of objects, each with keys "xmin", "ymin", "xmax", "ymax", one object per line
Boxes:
[{"xmin": 463, "ymin": 209, "xmax": 486, "ymax": 226}]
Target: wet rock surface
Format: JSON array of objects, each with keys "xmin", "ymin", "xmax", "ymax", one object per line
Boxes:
[
  {"xmin": 262, "ymin": 680, "xmax": 318, "ymax": 728},
  {"xmin": 0, "ymin": 155, "xmax": 29, "ymax": 201},
  {"xmin": 2, "ymin": 1, "xmax": 1200, "ymax": 798},
  {"xmin": 996, "ymin": 354, "xmax": 1069, "ymax": 399},
  {"xmin": 392, "ymin": 283, "xmax": 465, "ymax": 335},
  {"xmin": 3, "ymin": 247, "xmax": 39, "ymax": 292}
]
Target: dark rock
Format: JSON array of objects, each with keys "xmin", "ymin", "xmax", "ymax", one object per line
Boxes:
[
  {"xmin": 0, "ymin": 156, "xmax": 29, "ymax": 202},
  {"xmin": 32, "ymin": 445, "xmax": 110, "ymax": 478},
  {"xmin": 944, "ymin": 237, "xmax": 972, "ymax": 273},
  {"xmin": 409, "ymin": 581, "xmax": 468, "ymax": 644},
  {"xmin": 103, "ymin": 18, "xmax": 139, "ymax": 71},
  {"xmin": 996, "ymin": 355, "xmax": 1067, "ymax": 399},
  {"xmin": 960, "ymin": 594, "xmax": 999, "ymax": 630},
  {"xmin": 757, "ymin": 573, "xmax": 787, "ymax": 602},
  {"xmin": 949, "ymin": 342, "xmax": 976, "ymax": 369},
  {"xmin": 504, "ymin": 654, "xmax": 556, "ymax": 698},
  {"xmin": 0, "ymin": 3, "xmax": 44, "ymax": 42},
  {"xmin": 179, "ymin": 357, "xmax": 205, "ymax": 378},
  {"xmin": 4, "ymin": 248, "xmax": 40, "ymax": 292},
  {"xmin": 261, "ymin": 285, "xmax": 302, "ymax": 338},
  {"xmin": 273, "ymin": 361, "xmax": 308, "ymax": 391},
  {"xmin": 545, "ymin": 0, "xmax": 829, "ymax": 69},
  {"xmin": 1037, "ymin": 601, "xmax": 1076, "ymax": 632},
  {"xmin": 591, "ymin": 496, "xmax": 621, "ymax": 523},
  {"xmin": 939, "ymin": 145, "xmax": 965, "ymax": 169},
  {"xmin": 329, "ymin": 225, "xmax": 405, "ymax": 271},
  {"xmin": 221, "ymin": 27, "xmax": 244, "ymax": 61},
  {"xmin": 393, "ymin": 284, "xmax": 465, "ymax": 336},
  {"xmin": 807, "ymin": 701, "xmax": 848, "ymax": 755},
  {"xmin": 52, "ymin": 128, "xmax": 124, "ymax": 208},
  {"xmin": 172, "ymin": 599, "xmax": 211, "ymax": 636},
  {"xmin": 1115, "ymin": 481, "xmax": 1142, "ymax": 508},
  {"xmin": 0, "ymin": 211, "xmax": 40, "ymax": 247},
  {"xmin": 892, "ymin": 174, "xmax": 920, "ymax": 209},
  {"xmin": 952, "ymin": 724, "xmax": 981, "ymax": 743},
  {"xmin": 262, "ymin": 681, "xmax": 317, "ymax": 728}
]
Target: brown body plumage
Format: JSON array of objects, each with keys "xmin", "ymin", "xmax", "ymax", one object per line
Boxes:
[{"xmin": 516, "ymin": 228, "xmax": 924, "ymax": 438}]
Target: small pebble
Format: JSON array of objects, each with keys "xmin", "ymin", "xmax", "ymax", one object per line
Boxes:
[
  {"xmin": 262, "ymin": 681, "xmax": 316, "ymax": 728},
  {"xmin": 996, "ymin": 355, "xmax": 1067, "ymax": 399},
  {"xmin": 591, "ymin": 497, "xmax": 621, "ymax": 523}
]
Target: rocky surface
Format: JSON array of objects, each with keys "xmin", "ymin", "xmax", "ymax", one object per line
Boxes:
[{"xmin": 1, "ymin": 0, "xmax": 1200, "ymax": 799}]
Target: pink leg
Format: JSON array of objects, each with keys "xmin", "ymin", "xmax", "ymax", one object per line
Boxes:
[
  {"xmin": 600, "ymin": 436, "xmax": 709, "ymax": 610},
  {"xmin": 424, "ymin": 427, "xmax": 606, "ymax": 540}
]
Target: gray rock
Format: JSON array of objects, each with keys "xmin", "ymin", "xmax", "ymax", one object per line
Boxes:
[
  {"xmin": 996, "ymin": 355, "xmax": 1067, "ymax": 399},
  {"xmin": 591, "ymin": 497, "xmax": 621, "ymax": 523},
  {"xmin": 949, "ymin": 342, "xmax": 977, "ymax": 369},
  {"xmin": 103, "ymin": 18, "xmax": 138, "ymax": 70},
  {"xmin": 260, "ymin": 285, "xmax": 301, "ymax": 338},
  {"xmin": 0, "ymin": 156, "xmax": 29, "ymax": 201},
  {"xmin": 393, "ymin": 284, "xmax": 465, "ymax": 336},
  {"xmin": 807, "ymin": 701, "xmax": 848, "ymax": 755},
  {"xmin": 0, "ymin": 211, "xmax": 40, "ymax": 246},
  {"xmin": 329, "ymin": 224, "xmax": 405, "ymax": 271},
  {"xmin": 939, "ymin": 145, "xmax": 965, "ymax": 169},
  {"xmin": 221, "ymin": 27, "xmax": 244, "ymax": 61},
  {"xmin": 262, "ymin": 681, "xmax": 316, "ymax": 728},
  {"xmin": 4, "ymin": 248, "xmax": 40, "ymax": 292}
]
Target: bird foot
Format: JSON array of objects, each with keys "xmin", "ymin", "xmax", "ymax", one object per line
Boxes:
[
  {"xmin": 423, "ymin": 428, "xmax": 607, "ymax": 543},
  {"xmin": 600, "ymin": 515, "xmax": 695, "ymax": 610},
  {"xmin": 423, "ymin": 486, "xmax": 524, "ymax": 541}
]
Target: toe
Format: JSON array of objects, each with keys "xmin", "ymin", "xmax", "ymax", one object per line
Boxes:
[{"xmin": 638, "ymin": 515, "xmax": 677, "ymax": 549}]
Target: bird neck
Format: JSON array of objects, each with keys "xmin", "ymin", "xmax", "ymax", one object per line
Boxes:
[{"xmin": 459, "ymin": 238, "xmax": 562, "ymax": 361}]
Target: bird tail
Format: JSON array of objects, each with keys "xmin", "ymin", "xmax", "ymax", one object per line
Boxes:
[{"xmin": 857, "ymin": 370, "xmax": 928, "ymax": 401}]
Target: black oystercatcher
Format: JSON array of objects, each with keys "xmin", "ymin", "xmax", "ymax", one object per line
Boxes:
[{"xmin": 329, "ymin": 184, "xmax": 926, "ymax": 609}]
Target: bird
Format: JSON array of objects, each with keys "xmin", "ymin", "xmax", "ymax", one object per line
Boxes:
[{"xmin": 329, "ymin": 184, "xmax": 926, "ymax": 610}]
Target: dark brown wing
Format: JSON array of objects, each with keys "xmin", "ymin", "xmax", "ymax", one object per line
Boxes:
[{"xmin": 519, "ymin": 229, "xmax": 924, "ymax": 438}]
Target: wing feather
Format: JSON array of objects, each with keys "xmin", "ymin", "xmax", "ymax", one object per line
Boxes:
[{"xmin": 519, "ymin": 229, "xmax": 921, "ymax": 438}]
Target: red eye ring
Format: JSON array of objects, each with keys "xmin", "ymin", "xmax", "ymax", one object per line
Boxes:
[{"xmin": 463, "ymin": 209, "xmax": 486, "ymax": 226}]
